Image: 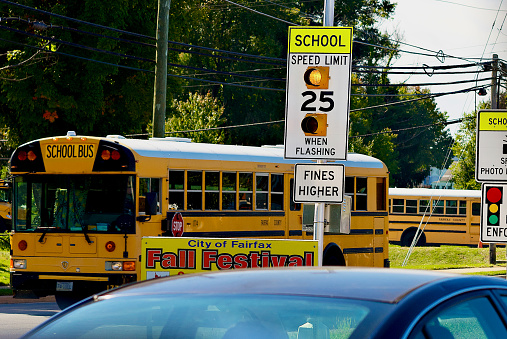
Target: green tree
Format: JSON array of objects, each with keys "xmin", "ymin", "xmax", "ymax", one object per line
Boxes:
[
  {"xmin": 350, "ymin": 84, "xmax": 453, "ymax": 187},
  {"xmin": 450, "ymin": 110, "xmax": 479, "ymax": 190},
  {"xmin": 0, "ymin": 0, "xmax": 156, "ymax": 145},
  {"xmin": 166, "ymin": 0, "xmax": 398, "ymax": 146},
  {"xmin": 165, "ymin": 92, "xmax": 226, "ymax": 144}
]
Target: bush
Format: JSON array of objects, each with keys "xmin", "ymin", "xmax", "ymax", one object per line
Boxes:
[{"xmin": 0, "ymin": 232, "xmax": 9, "ymax": 251}]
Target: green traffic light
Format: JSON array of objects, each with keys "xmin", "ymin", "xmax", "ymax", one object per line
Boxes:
[{"xmin": 489, "ymin": 214, "xmax": 499, "ymax": 225}]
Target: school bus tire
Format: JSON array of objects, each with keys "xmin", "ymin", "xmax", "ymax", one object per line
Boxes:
[
  {"xmin": 0, "ymin": 218, "xmax": 7, "ymax": 233},
  {"xmin": 400, "ymin": 228, "xmax": 426, "ymax": 247},
  {"xmin": 55, "ymin": 292, "xmax": 90, "ymax": 310},
  {"xmin": 323, "ymin": 243, "xmax": 346, "ymax": 266}
]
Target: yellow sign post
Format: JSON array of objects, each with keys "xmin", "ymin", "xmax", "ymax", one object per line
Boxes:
[{"xmin": 141, "ymin": 237, "xmax": 318, "ymax": 279}]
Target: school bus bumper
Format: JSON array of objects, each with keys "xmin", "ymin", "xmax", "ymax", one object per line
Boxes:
[{"xmin": 10, "ymin": 272, "xmax": 136, "ymax": 299}]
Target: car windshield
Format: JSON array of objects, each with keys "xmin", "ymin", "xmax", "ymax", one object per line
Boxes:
[
  {"xmin": 14, "ymin": 175, "xmax": 135, "ymax": 233},
  {"xmin": 24, "ymin": 293, "xmax": 393, "ymax": 339}
]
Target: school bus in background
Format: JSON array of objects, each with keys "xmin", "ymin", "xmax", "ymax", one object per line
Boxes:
[
  {"xmin": 9, "ymin": 132, "xmax": 389, "ymax": 308},
  {"xmin": 0, "ymin": 179, "xmax": 11, "ymax": 233},
  {"xmin": 388, "ymin": 188, "xmax": 481, "ymax": 247}
]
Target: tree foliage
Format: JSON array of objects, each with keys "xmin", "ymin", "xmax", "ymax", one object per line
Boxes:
[
  {"xmin": 0, "ymin": 0, "xmax": 453, "ymax": 187},
  {"xmin": 0, "ymin": 0, "xmax": 157, "ymax": 145},
  {"xmin": 164, "ymin": 91, "xmax": 225, "ymax": 144}
]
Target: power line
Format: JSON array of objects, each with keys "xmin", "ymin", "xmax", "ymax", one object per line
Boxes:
[
  {"xmin": 123, "ymin": 84, "xmax": 488, "ymax": 138},
  {"xmin": 2, "ymin": 0, "xmax": 493, "ymax": 73}
]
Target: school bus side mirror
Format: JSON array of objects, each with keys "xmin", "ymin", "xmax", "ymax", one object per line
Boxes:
[{"xmin": 145, "ymin": 192, "xmax": 158, "ymax": 215}]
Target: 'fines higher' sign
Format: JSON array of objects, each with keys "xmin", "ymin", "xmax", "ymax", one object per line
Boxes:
[{"xmin": 293, "ymin": 163, "xmax": 344, "ymax": 203}]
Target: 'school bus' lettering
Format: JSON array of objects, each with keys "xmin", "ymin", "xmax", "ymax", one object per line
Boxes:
[
  {"xmin": 9, "ymin": 132, "xmax": 389, "ymax": 309},
  {"xmin": 45, "ymin": 144, "xmax": 95, "ymax": 159}
]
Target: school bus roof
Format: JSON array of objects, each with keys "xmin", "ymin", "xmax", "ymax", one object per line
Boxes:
[
  {"xmin": 109, "ymin": 137, "xmax": 387, "ymax": 169},
  {"xmin": 389, "ymin": 187, "xmax": 481, "ymax": 199}
]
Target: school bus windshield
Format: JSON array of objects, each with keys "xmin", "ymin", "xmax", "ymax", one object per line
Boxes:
[{"xmin": 13, "ymin": 175, "xmax": 135, "ymax": 233}]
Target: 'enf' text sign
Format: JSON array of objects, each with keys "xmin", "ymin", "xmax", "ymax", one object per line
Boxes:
[{"xmin": 293, "ymin": 164, "xmax": 344, "ymax": 203}]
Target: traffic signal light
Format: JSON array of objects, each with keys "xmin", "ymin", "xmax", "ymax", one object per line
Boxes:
[
  {"xmin": 304, "ymin": 66, "xmax": 330, "ymax": 89},
  {"xmin": 301, "ymin": 113, "xmax": 327, "ymax": 136},
  {"xmin": 486, "ymin": 186, "xmax": 503, "ymax": 226}
]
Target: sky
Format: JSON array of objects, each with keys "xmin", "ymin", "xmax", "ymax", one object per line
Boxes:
[{"xmin": 378, "ymin": 0, "xmax": 507, "ymax": 136}]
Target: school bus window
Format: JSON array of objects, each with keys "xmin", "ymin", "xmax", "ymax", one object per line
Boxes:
[
  {"xmin": 255, "ymin": 173, "xmax": 268, "ymax": 210},
  {"xmin": 459, "ymin": 201, "xmax": 467, "ymax": 215},
  {"xmin": 345, "ymin": 177, "xmax": 354, "ymax": 210},
  {"xmin": 445, "ymin": 200, "xmax": 457, "ymax": 215},
  {"xmin": 356, "ymin": 177, "xmax": 367, "ymax": 211},
  {"xmin": 168, "ymin": 170, "xmax": 184, "ymax": 210},
  {"xmin": 222, "ymin": 172, "xmax": 236, "ymax": 210},
  {"xmin": 239, "ymin": 173, "xmax": 253, "ymax": 210},
  {"xmin": 433, "ymin": 200, "xmax": 444, "ymax": 214},
  {"xmin": 420, "ymin": 199, "xmax": 430, "ymax": 214},
  {"xmin": 15, "ymin": 175, "xmax": 135, "ymax": 233},
  {"xmin": 289, "ymin": 179, "xmax": 301, "ymax": 211},
  {"xmin": 205, "ymin": 172, "xmax": 220, "ymax": 211},
  {"xmin": 139, "ymin": 178, "xmax": 160, "ymax": 213},
  {"xmin": 376, "ymin": 177, "xmax": 386, "ymax": 210},
  {"xmin": 472, "ymin": 202, "xmax": 481, "ymax": 216},
  {"xmin": 392, "ymin": 199, "xmax": 404, "ymax": 213},
  {"xmin": 271, "ymin": 174, "xmax": 283, "ymax": 211},
  {"xmin": 187, "ymin": 171, "xmax": 203, "ymax": 210},
  {"xmin": 406, "ymin": 200, "xmax": 417, "ymax": 214}
]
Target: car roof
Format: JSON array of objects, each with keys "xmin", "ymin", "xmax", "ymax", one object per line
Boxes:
[{"xmin": 97, "ymin": 267, "xmax": 507, "ymax": 304}]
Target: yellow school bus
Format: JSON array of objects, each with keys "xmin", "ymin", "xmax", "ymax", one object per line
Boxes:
[
  {"xmin": 0, "ymin": 179, "xmax": 11, "ymax": 233},
  {"xmin": 9, "ymin": 132, "xmax": 389, "ymax": 308},
  {"xmin": 388, "ymin": 188, "xmax": 481, "ymax": 247}
]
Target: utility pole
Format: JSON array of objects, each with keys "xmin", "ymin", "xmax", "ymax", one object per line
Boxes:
[
  {"xmin": 152, "ymin": 0, "xmax": 171, "ymax": 138},
  {"xmin": 490, "ymin": 53, "xmax": 498, "ymax": 265}
]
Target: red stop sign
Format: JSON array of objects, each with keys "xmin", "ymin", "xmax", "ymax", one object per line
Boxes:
[{"xmin": 171, "ymin": 212, "xmax": 184, "ymax": 237}]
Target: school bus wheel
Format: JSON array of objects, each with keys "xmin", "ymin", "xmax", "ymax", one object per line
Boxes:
[{"xmin": 401, "ymin": 228, "xmax": 426, "ymax": 247}]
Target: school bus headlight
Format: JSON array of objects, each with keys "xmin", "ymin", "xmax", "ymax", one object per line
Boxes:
[
  {"xmin": 105, "ymin": 261, "xmax": 136, "ymax": 271},
  {"xmin": 105, "ymin": 261, "xmax": 123, "ymax": 271},
  {"xmin": 301, "ymin": 113, "xmax": 327, "ymax": 136},
  {"xmin": 304, "ymin": 66, "xmax": 329, "ymax": 89},
  {"xmin": 13, "ymin": 259, "xmax": 27, "ymax": 269}
]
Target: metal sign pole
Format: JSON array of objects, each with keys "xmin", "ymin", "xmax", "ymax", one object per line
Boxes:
[{"xmin": 313, "ymin": 0, "xmax": 335, "ymax": 267}]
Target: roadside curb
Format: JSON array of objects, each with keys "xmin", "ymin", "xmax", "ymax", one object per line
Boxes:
[
  {"xmin": 0, "ymin": 295, "xmax": 56, "ymax": 304},
  {"xmin": 0, "ymin": 286, "xmax": 56, "ymax": 304}
]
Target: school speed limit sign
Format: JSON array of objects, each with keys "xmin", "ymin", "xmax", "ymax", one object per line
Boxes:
[{"xmin": 284, "ymin": 26, "xmax": 353, "ymax": 161}]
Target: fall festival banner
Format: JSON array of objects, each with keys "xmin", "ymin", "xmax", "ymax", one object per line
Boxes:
[{"xmin": 141, "ymin": 237, "xmax": 318, "ymax": 279}]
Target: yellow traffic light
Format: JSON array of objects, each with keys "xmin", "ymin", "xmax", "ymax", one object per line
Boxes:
[
  {"xmin": 304, "ymin": 66, "xmax": 330, "ymax": 89},
  {"xmin": 301, "ymin": 113, "xmax": 327, "ymax": 136}
]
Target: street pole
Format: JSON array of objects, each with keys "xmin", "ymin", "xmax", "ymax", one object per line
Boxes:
[
  {"xmin": 490, "ymin": 53, "xmax": 498, "ymax": 265},
  {"xmin": 313, "ymin": 0, "xmax": 335, "ymax": 267},
  {"xmin": 152, "ymin": 0, "xmax": 171, "ymax": 138}
]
